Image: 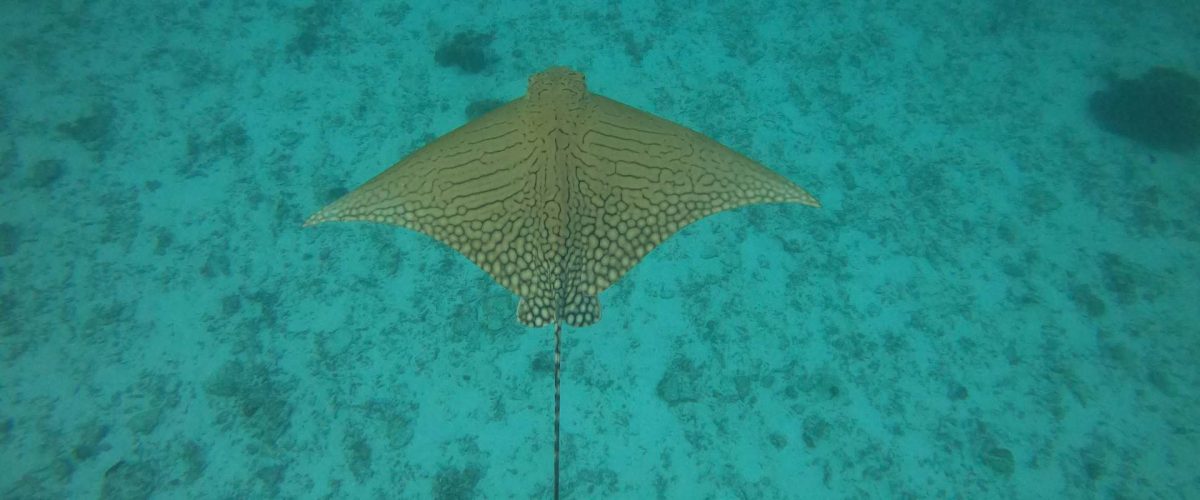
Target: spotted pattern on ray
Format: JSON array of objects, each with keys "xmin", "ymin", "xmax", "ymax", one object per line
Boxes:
[{"xmin": 305, "ymin": 66, "xmax": 819, "ymax": 327}]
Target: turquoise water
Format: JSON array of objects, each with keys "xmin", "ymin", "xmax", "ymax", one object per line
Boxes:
[{"xmin": 2, "ymin": 1, "xmax": 1198, "ymax": 498}]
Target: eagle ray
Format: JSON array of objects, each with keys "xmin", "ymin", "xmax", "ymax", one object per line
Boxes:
[{"xmin": 305, "ymin": 66, "xmax": 820, "ymax": 500}]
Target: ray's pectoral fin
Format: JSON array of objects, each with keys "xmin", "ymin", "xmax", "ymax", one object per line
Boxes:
[{"xmin": 517, "ymin": 295, "xmax": 555, "ymax": 327}]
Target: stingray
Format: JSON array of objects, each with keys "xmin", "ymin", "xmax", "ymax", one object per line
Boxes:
[{"xmin": 305, "ymin": 66, "xmax": 819, "ymax": 499}]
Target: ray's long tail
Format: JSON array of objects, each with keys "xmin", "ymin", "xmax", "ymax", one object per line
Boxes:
[{"xmin": 553, "ymin": 322, "xmax": 562, "ymax": 500}]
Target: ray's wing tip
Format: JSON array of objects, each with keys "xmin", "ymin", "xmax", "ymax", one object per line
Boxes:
[
  {"xmin": 787, "ymin": 187, "xmax": 821, "ymax": 208},
  {"xmin": 302, "ymin": 212, "xmax": 328, "ymax": 228}
]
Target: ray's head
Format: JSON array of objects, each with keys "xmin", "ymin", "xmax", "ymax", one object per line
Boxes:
[{"xmin": 527, "ymin": 66, "xmax": 588, "ymax": 105}]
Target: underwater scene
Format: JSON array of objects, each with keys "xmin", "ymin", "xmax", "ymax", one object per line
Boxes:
[{"xmin": 1, "ymin": 1, "xmax": 1197, "ymax": 498}]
